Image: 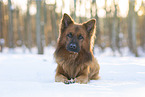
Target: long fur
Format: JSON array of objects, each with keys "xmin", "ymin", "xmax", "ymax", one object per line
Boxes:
[{"xmin": 54, "ymin": 13, "xmax": 100, "ymax": 84}]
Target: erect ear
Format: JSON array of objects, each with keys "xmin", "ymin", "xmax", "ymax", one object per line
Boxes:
[
  {"xmin": 83, "ymin": 19, "xmax": 96, "ymax": 36},
  {"xmin": 61, "ymin": 13, "xmax": 74, "ymax": 33}
]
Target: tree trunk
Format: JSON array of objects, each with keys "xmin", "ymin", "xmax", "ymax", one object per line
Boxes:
[
  {"xmin": 41, "ymin": 1, "xmax": 46, "ymax": 47},
  {"xmin": 79, "ymin": 0, "xmax": 82, "ymax": 23},
  {"xmin": 23, "ymin": 16, "xmax": 27, "ymax": 53},
  {"xmin": 102, "ymin": 0, "xmax": 110, "ymax": 50},
  {"xmin": 49, "ymin": 4, "xmax": 57, "ymax": 44},
  {"xmin": 90, "ymin": 0, "xmax": 100, "ymax": 53},
  {"xmin": 16, "ymin": 8, "xmax": 23, "ymax": 47},
  {"xmin": 132, "ymin": 13, "xmax": 138, "ymax": 56},
  {"xmin": 73, "ymin": 0, "xmax": 76, "ymax": 21},
  {"xmin": 116, "ymin": 18, "xmax": 122, "ymax": 55},
  {"xmin": 141, "ymin": 15, "xmax": 145, "ymax": 51},
  {"xmin": 43, "ymin": 1, "xmax": 47, "ymax": 24},
  {"xmin": 111, "ymin": 3, "xmax": 117, "ymax": 52},
  {"xmin": 128, "ymin": 1, "xmax": 138, "ymax": 56},
  {"xmin": 26, "ymin": 0, "xmax": 32, "ymax": 52},
  {"xmin": 36, "ymin": 0, "xmax": 43, "ymax": 54},
  {"xmin": 0, "ymin": 1, "xmax": 4, "ymax": 52},
  {"xmin": 8, "ymin": 0, "xmax": 14, "ymax": 50},
  {"xmin": 143, "ymin": 15, "xmax": 145, "ymax": 51}
]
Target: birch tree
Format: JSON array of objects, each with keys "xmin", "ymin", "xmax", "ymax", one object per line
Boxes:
[
  {"xmin": 141, "ymin": 2, "xmax": 145, "ymax": 51},
  {"xmin": 111, "ymin": 1, "xmax": 117, "ymax": 52},
  {"xmin": 143, "ymin": 14, "xmax": 145, "ymax": 51},
  {"xmin": 16, "ymin": 8, "xmax": 23, "ymax": 47},
  {"xmin": 8, "ymin": 0, "xmax": 14, "ymax": 50},
  {"xmin": 26, "ymin": 0, "xmax": 32, "ymax": 52},
  {"xmin": 74, "ymin": 0, "xmax": 76, "ymax": 21},
  {"xmin": 128, "ymin": 0, "xmax": 138, "ymax": 56},
  {"xmin": 36, "ymin": 0, "xmax": 43, "ymax": 54},
  {"xmin": 50, "ymin": 4, "xmax": 57, "ymax": 42},
  {"xmin": 0, "ymin": 1, "xmax": 4, "ymax": 52}
]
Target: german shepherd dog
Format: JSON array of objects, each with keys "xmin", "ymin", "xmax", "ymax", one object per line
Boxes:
[{"xmin": 54, "ymin": 13, "xmax": 100, "ymax": 84}]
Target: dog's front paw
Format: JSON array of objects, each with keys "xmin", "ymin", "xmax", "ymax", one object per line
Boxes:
[{"xmin": 75, "ymin": 78, "xmax": 88, "ymax": 84}]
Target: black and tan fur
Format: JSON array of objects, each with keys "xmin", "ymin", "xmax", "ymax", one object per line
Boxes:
[{"xmin": 54, "ymin": 13, "xmax": 100, "ymax": 84}]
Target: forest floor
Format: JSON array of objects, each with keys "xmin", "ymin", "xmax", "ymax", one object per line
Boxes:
[{"xmin": 0, "ymin": 46, "xmax": 145, "ymax": 97}]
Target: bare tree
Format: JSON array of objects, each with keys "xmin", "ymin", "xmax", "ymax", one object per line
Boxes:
[
  {"xmin": 50, "ymin": 4, "xmax": 58, "ymax": 42},
  {"xmin": 74, "ymin": 0, "xmax": 76, "ymax": 21},
  {"xmin": 111, "ymin": 1, "xmax": 117, "ymax": 52},
  {"xmin": 143, "ymin": 14, "xmax": 145, "ymax": 51},
  {"xmin": 90, "ymin": 0, "xmax": 100, "ymax": 52},
  {"xmin": 26, "ymin": 0, "xmax": 32, "ymax": 52},
  {"xmin": 128, "ymin": 0, "xmax": 138, "ymax": 56},
  {"xmin": 116, "ymin": 18, "xmax": 122, "ymax": 54},
  {"xmin": 0, "ymin": 1, "xmax": 4, "ymax": 52},
  {"xmin": 41, "ymin": 1, "xmax": 47, "ymax": 47},
  {"xmin": 8, "ymin": 0, "xmax": 14, "ymax": 50},
  {"xmin": 141, "ymin": 2, "xmax": 145, "ymax": 51},
  {"xmin": 90, "ymin": 0, "xmax": 100, "ymax": 37},
  {"xmin": 36, "ymin": 0, "xmax": 43, "ymax": 54},
  {"xmin": 16, "ymin": 8, "xmax": 23, "ymax": 47},
  {"xmin": 102, "ymin": 0, "xmax": 112, "ymax": 50}
]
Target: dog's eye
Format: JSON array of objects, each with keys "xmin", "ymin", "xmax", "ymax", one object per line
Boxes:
[
  {"xmin": 78, "ymin": 35, "xmax": 84, "ymax": 40},
  {"xmin": 67, "ymin": 33, "xmax": 73, "ymax": 38}
]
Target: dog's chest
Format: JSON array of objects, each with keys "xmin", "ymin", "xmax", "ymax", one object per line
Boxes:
[
  {"xmin": 60, "ymin": 53, "xmax": 86, "ymax": 79},
  {"xmin": 62, "ymin": 62, "xmax": 81, "ymax": 79}
]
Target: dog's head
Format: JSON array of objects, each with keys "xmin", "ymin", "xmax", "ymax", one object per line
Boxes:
[{"xmin": 58, "ymin": 13, "xmax": 96, "ymax": 53}]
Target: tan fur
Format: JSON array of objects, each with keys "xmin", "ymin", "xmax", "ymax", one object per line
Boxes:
[{"xmin": 54, "ymin": 13, "xmax": 100, "ymax": 84}]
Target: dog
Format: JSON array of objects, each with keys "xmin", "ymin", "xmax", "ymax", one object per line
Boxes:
[{"xmin": 54, "ymin": 13, "xmax": 100, "ymax": 84}]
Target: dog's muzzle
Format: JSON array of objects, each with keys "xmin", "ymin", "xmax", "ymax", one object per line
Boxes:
[{"xmin": 67, "ymin": 42, "xmax": 80, "ymax": 53}]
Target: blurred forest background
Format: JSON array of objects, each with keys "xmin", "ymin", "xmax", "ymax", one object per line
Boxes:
[{"xmin": 0, "ymin": 0, "xmax": 145, "ymax": 56}]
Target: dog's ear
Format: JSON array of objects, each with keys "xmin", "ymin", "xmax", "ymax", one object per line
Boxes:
[
  {"xmin": 83, "ymin": 19, "xmax": 96, "ymax": 36},
  {"xmin": 61, "ymin": 13, "xmax": 74, "ymax": 33}
]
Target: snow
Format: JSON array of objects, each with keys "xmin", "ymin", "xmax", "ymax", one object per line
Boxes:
[{"xmin": 0, "ymin": 46, "xmax": 145, "ymax": 97}]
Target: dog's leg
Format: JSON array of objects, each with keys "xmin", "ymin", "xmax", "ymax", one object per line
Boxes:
[
  {"xmin": 55, "ymin": 72, "xmax": 69, "ymax": 83},
  {"xmin": 55, "ymin": 65, "xmax": 70, "ymax": 84},
  {"xmin": 89, "ymin": 71, "xmax": 100, "ymax": 80},
  {"xmin": 89, "ymin": 58, "xmax": 100, "ymax": 80},
  {"xmin": 75, "ymin": 75, "xmax": 88, "ymax": 84},
  {"xmin": 75, "ymin": 67, "xmax": 89, "ymax": 84}
]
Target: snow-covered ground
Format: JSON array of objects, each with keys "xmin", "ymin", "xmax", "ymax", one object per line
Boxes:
[{"xmin": 0, "ymin": 46, "xmax": 145, "ymax": 97}]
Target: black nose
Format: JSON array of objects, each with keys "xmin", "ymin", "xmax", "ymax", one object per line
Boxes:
[
  {"xmin": 70, "ymin": 43, "xmax": 76, "ymax": 49},
  {"xmin": 67, "ymin": 42, "xmax": 80, "ymax": 53}
]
